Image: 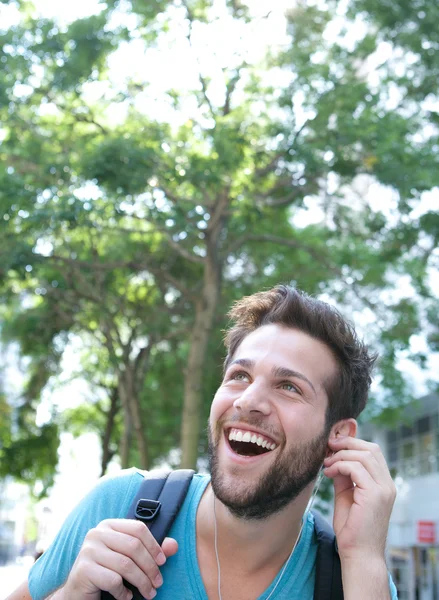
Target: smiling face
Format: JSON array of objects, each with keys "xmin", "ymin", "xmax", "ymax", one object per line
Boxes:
[{"xmin": 208, "ymin": 323, "xmax": 339, "ymax": 519}]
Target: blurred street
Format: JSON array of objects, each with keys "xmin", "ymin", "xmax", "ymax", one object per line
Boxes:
[{"xmin": 0, "ymin": 559, "xmax": 32, "ymax": 600}]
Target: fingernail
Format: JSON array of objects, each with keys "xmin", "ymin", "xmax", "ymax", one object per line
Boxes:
[
  {"xmin": 154, "ymin": 574, "xmax": 163, "ymax": 587},
  {"xmin": 149, "ymin": 590, "xmax": 157, "ymax": 599},
  {"xmin": 157, "ymin": 552, "xmax": 166, "ymax": 565}
]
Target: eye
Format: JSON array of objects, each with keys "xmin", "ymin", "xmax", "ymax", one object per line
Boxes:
[
  {"xmin": 229, "ymin": 371, "xmax": 250, "ymax": 383},
  {"xmin": 279, "ymin": 381, "xmax": 301, "ymax": 394}
]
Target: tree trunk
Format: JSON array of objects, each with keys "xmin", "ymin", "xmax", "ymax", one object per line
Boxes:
[
  {"xmin": 119, "ymin": 367, "xmax": 149, "ymax": 470},
  {"xmin": 100, "ymin": 387, "xmax": 119, "ymax": 476},
  {"xmin": 180, "ymin": 232, "xmax": 222, "ymax": 468},
  {"xmin": 120, "ymin": 398, "xmax": 133, "ymax": 469}
]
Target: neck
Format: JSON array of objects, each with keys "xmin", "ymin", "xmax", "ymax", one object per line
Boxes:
[{"xmin": 198, "ymin": 482, "xmax": 313, "ymax": 574}]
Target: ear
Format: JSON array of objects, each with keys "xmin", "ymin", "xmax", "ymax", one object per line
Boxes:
[{"xmin": 328, "ymin": 418, "xmax": 357, "ymax": 442}]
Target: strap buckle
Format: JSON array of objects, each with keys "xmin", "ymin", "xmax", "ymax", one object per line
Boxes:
[{"xmin": 135, "ymin": 499, "xmax": 161, "ymax": 522}]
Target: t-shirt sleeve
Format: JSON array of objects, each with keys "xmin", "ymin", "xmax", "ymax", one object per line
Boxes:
[{"xmin": 28, "ymin": 468, "xmax": 144, "ymax": 600}]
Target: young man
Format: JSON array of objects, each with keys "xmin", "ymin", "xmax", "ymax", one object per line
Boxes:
[{"xmin": 9, "ymin": 285, "xmax": 398, "ymax": 600}]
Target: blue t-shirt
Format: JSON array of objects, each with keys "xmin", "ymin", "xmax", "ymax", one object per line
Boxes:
[{"xmin": 29, "ymin": 469, "xmax": 398, "ymax": 599}]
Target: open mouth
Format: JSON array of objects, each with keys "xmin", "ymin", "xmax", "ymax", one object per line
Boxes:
[{"xmin": 226, "ymin": 428, "xmax": 278, "ymax": 457}]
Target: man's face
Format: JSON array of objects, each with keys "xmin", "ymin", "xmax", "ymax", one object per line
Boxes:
[{"xmin": 208, "ymin": 324, "xmax": 338, "ymax": 519}]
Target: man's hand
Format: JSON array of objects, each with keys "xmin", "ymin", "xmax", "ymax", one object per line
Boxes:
[
  {"xmin": 323, "ymin": 436, "xmax": 396, "ymax": 562},
  {"xmin": 58, "ymin": 519, "xmax": 178, "ymax": 600}
]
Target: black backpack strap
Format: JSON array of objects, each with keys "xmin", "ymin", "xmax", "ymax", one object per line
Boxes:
[
  {"xmin": 101, "ymin": 469, "xmax": 194, "ymax": 600},
  {"xmin": 138, "ymin": 469, "xmax": 195, "ymax": 545},
  {"xmin": 312, "ymin": 511, "xmax": 344, "ymax": 600}
]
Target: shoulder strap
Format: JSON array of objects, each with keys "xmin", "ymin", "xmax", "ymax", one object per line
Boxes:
[
  {"xmin": 312, "ymin": 511, "xmax": 344, "ymax": 600},
  {"xmin": 101, "ymin": 468, "xmax": 194, "ymax": 600},
  {"xmin": 131, "ymin": 469, "xmax": 195, "ymax": 545}
]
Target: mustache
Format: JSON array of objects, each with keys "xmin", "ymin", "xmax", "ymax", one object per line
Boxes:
[{"xmin": 212, "ymin": 413, "xmax": 282, "ymax": 442}]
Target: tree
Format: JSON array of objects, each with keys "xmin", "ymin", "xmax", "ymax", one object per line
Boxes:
[
  {"xmin": 1, "ymin": 241, "xmax": 194, "ymax": 471},
  {"xmin": 0, "ymin": 345, "xmax": 59, "ymax": 497},
  {"xmin": 1, "ymin": 0, "xmax": 438, "ymax": 480},
  {"xmin": 351, "ymin": 0, "xmax": 439, "ymax": 101}
]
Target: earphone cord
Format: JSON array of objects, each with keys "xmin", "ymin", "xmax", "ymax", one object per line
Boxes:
[
  {"xmin": 213, "ymin": 467, "xmax": 325, "ymax": 600},
  {"xmin": 213, "ymin": 495, "xmax": 222, "ymax": 600}
]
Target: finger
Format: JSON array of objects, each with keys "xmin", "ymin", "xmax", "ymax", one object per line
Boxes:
[
  {"xmin": 81, "ymin": 562, "xmax": 134, "ymax": 600},
  {"xmin": 100, "ymin": 519, "xmax": 166, "ymax": 565},
  {"xmin": 326, "ymin": 470, "xmax": 354, "ymax": 497},
  {"xmin": 329, "ymin": 437, "xmax": 394, "ymax": 480},
  {"xmin": 329, "ymin": 437, "xmax": 388, "ymax": 468},
  {"xmin": 324, "ymin": 460, "xmax": 376, "ymax": 492},
  {"xmin": 91, "ymin": 529, "xmax": 163, "ymax": 589},
  {"xmin": 162, "ymin": 537, "xmax": 178, "ymax": 557},
  {"xmin": 95, "ymin": 547, "xmax": 158, "ymax": 600},
  {"xmin": 324, "ymin": 449, "xmax": 382, "ymax": 484}
]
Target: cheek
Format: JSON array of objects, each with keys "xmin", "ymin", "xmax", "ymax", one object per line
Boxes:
[
  {"xmin": 210, "ymin": 387, "xmax": 235, "ymax": 421},
  {"xmin": 282, "ymin": 406, "xmax": 326, "ymax": 441}
]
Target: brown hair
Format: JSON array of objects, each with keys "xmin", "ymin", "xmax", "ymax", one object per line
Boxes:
[{"xmin": 224, "ymin": 285, "xmax": 377, "ymax": 428}]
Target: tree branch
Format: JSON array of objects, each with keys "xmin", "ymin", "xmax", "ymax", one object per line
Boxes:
[
  {"xmin": 45, "ymin": 88, "xmax": 108, "ymax": 135},
  {"xmin": 223, "ymin": 64, "xmax": 246, "ymax": 116},
  {"xmin": 253, "ymin": 119, "xmax": 312, "ymax": 179},
  {"xmin": 224, "ymin": 234, "xmax": 339, "ymax": 273},
  {"xmin": 141, "ymin": 221, "xmax": 205, "ymax": 265},
  {"xmin": 208, "ymin": 186, "xmax": 232, "ymax": 234},
  {"xmin": 224, "ymin": 235, "xmax": 383, "ymax": 315},
  {"xmin": 76, "ymin": 219, "xmax": 206, "ymax": 266},
  {"xmin": 101, "ymin": 320, "xmax": 123, "ymax": 370},
  {"xmin": 48, "ymin": 254, "xmax": 135, "ymax": 271},
  {"xmin": 70, "ymin": 111, "xmax": 108, "ymax": 135},
  {"xmin": 256, "ymin": 182, "xmax": 316, "ymax": 207},
  {"xmin": 182, "ymin": 0, "xmax": 216, "ymax": 119},
  {"xmin": 100, "ymin": 386, "xmax": 119, "ymax": 476}
]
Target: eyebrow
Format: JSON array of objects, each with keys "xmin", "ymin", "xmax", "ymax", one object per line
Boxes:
[
  {"xmin": 229, "ymin": 358, "xmax": 254, "ymax": 370},
  {"xmin": 272, "ymin": 366, "xmax": 317, "ymax": 396},
  {"xmin": 227, "ymin": 359, "xmax": 317, "ymax": 396}
]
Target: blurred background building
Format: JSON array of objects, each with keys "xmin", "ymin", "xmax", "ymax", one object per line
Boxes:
[
  {"xmin": 0, "ymin": 479, "xmax": 30, "ymax": 564},
  {"xmin": 362, "ymin": 393, "xmax": 439, "ymax": 600}
]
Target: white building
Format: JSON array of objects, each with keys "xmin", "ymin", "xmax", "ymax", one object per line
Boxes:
[
  {"xmin": 0, "ymin": 478, "xmax": 29, "ymax": 564},
  {"xmin": 361, "ymin": 393, "xmax": 439, "ymax": 600}
]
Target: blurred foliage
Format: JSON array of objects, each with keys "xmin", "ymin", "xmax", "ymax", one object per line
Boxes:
[
  {"xmin": 0, "ymin": 386, "xmax": 59, "ymax": 497},
  {"xmin": 0, "ymin": 0, "xmax": 438, "ymax": 492}
]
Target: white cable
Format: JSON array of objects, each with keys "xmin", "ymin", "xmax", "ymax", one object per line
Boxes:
[
  {"xmin": 213, "ymin": 466, "xmax": 325, "ymax": 600},
  {"xmin": 213, "ymin": 493, "xmax": 222, "ymax": 600}
]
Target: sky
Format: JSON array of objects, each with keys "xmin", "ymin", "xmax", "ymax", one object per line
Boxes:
[{"xmin": 1, "ymin": 0, "xmax": 438, "ymax": 536}]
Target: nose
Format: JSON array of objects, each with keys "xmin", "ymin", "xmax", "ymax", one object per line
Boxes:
[{"xmin": 233, "ymin": 381, "xmax": 271, "ymax": 415}]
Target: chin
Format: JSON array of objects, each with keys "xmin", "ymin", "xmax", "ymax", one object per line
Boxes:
[{"xmin": 208, "ymin": 420, "xmax": 328, "ymax": 520}]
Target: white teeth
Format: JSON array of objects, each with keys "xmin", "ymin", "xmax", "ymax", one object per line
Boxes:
[{"xmin": 228, "ymin": 429, "xmax": 277, "ymax": 451}]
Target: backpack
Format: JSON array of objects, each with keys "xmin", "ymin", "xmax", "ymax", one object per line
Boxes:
[{"xmin": 101, "ymin": 469, "xmax": 343, "ymax": 600}]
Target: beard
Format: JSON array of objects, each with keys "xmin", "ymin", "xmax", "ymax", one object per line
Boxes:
[{"xmin": 208, "ymin": 417, "xmax": 329, "ymax": 520}]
